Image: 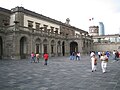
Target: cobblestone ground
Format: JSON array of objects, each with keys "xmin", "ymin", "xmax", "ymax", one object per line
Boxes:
[{"xmin": 0, "ymin": 55, "xmax": 120, "ymax": 90}]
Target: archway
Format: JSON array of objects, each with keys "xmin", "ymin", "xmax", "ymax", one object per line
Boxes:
[
  {"xmin": 70, "ymin": 41, "xmax": 78, "ymax": 54},
  {"xmin": 57, "ymin": 41, "xmax": 61, "ymax": 56},
  {"xmin": 35, "ymin": 38, "xmax": 41, "ymax": 54},
  {"xmin": 51, "ymin": 40, "xmax": 55, "ymax": 56},
  {"xmin": 51, "ymin": 40, "xmax": 55, "ymax": 53},
  {"xmin": 20, "ymin": 37, "xmax": 27, "ymax": 59},
  {"xmin": 0, "ymin": 36, "xmax": 3, "ymax": 59},
  {"xmin": 43, "ymin": 39, "xmax": 48, "ymax": 54},
  {"xmin": 62, "ymin": 41, "xmax": 65, "ymax": 56}
]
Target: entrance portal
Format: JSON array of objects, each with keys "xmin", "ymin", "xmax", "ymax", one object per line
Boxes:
[
  {"xmin": 70, "ymin": 41, "xmax": 78, "ymax": 54},
  {"xmin": 62, "ymin": 41, "xmax": 65, "ymax": 56},
  {"xmin": 20, "ymin": 37, "xmax": 27, "ymax": 59}
]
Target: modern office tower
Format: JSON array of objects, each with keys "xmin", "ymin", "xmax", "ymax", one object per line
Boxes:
[{"xmin": 99, "ymin": 22, "xmax": 105, "ymax": 35}]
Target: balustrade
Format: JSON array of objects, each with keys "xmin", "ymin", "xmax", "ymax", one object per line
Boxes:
[{"xmin": 0, "ymin": 25, "xmax": 92, "ymax": 40}]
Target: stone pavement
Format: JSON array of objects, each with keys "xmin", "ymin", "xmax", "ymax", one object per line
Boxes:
[{"xmin": 0, "ymin": 55, "xmax": 120, "ymax": 90}]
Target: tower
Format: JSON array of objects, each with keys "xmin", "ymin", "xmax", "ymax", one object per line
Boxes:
[
  {"xmin": 89, "ymin": 26, "xmax": 99, "ymax": 36},
  {"xmin": 99, "ymin": 22, "xmax": 105, "ymax": 35},
  {"xmin": 88, "ymin": 17, "xmax": 99, "ymax": 36}
]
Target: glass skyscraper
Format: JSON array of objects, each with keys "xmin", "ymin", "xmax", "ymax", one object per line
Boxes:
[{"xmin": 99, "ymin": 22, "xmax": 105, "ymax": 35}]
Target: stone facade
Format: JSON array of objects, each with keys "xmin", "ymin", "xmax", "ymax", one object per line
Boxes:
[
  {"xmin": 93, "ymin": 34, "xmax": 120, "ymax": 52},
  {"xmin": 89, "ymin": 25, "xmax": 120, "ymax": 53},
  {"xmin": 89, "ymin": 26, "xmax": 99, "ymax": 36},
  {"xmin": 93, "ymin": 43, "xmax": 120, "ymax": 52},
  {"xmin": 0, "ymin": 6, "xmax": 93, "ymax": 60}
]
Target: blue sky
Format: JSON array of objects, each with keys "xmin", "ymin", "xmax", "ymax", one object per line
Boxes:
[{"xmin": 0, "ymin": 0, "xmax": 120, "ymax": 34}]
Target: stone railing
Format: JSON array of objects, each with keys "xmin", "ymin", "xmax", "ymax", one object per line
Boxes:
[{"xmin": 0, "ymin": 25, "xmax": 92, "ymax": 40}]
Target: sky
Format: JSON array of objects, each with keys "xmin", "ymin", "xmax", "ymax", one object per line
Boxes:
[{"xmin": 0, "ymin": 0, "xmax": 120, "ymax": 35}]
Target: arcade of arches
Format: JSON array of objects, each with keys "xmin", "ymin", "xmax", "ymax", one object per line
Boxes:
[
  {"xmin": 0, "ymin": 6, "xmax": 93, "ymax": 60},
  {"xmin": 19, "ymin": 36, "xmax": 68, "ymax": 59},
  {"xmin": 0, "ymin": 35, "xmax": 91, "ymax": 60}
]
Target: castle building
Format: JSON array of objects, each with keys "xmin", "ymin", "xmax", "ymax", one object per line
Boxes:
[
  {"xmin": 89, "ymin": 26, "xmax": 99, "ymax": 36},
  {"xmin": 89, "ymin": 23, "xmax": 120, "ymax": 52},
  {"xmin": 93, "ymin": 34, "xmax": 120, "ymax": 52},
  {"xmin": 0, "ymin": 6, "xmax": 93, "ymax": 60}
]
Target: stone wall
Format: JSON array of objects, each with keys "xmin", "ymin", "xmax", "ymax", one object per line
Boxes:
[{"xmin": 93, "ymin": 43, "xmax": 120, "ymax": 52}]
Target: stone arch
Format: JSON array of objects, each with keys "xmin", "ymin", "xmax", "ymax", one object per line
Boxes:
[
  {"xmin": 51, "ymin": 40, "xmax": 55, "ymax": 56},
  {"xmin": 62, "ymin": 41, "xmax": 65, "ymax": 56},
  {"xmin": 43, "ymin": 39, "xmax": 48, "ymax": 53},
  {"xmin": 57, "ymin": 41, "xmax": 61, "ymax": 56},
  {"xmin": 70, "ymin": 41, "xmax": 78, "ymax": 54},
  {"xmin": 20, "ymin": 36, "xmax": 28, "ymax": 59},
  {"xmin": 0, "ymin": 36, "xmax": 3, "ymax": 59},
  {"xmin": 35, "ymin": 38, "xmax": 41, "ymax": 54}
]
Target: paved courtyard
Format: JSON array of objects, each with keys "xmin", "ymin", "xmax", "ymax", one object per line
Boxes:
[{"xmin": 0, "ymin": 55, "xmax": 120, "ymax": 90}]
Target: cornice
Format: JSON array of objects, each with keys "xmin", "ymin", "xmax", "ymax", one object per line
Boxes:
[
  {"xmin": 0, "ymin": 7, "xmax": 11, "ymax": 14},
  {"xmin": 10, "ymin": 6, "xmax": 88, "ymax": 33}
]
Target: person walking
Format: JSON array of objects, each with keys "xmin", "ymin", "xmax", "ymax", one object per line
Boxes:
[
  {"xmin": 30, "ymin": 52, "xmax": 35, "ymax": 63},
  {"xmin": 43, "ymin": 53, "xmax": 49, "ymax": 65},
  {"xmin": 91, "ymin": 54, "xmax": 97, "ymax": 72},
  {"xmin": 115, "ymin": 51, "xmax": 119, "ymax": 61},
  {"xmin": 113, "ymin": 50, "xmax": 116, "ymax": 60},
  {"xmin": 76, "ymin": 52, "xmax": 81, "ymax": 60},
  {"xmin": 100, "ymin": 52, "xmax": 108, "ymax": 73},
  {"xmin": 71, "ymin": 52, "xmax": 75, "ymax": 60},
  {"xmin": 90, "ymin": 51, "xmax": 95, "ymax": 57},
  {"xmin": 36, "ymin": 53, "xmax": 40, "ymax": 63},
  {"xmin": 98, "ymin": 51, "xmax": 101, "ymax": 58},
  {"xmin": 105, "ymin": 51, "xmax": 110, "ymax": 58}
]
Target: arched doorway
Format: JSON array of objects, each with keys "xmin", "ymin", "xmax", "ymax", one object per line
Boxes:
[
  {"xmin": 62, "ymin": 41, "xmax": 65, "ymax": 56},
  {"xmin": 20, "ymin": 37, "xmax": 27, "ymax": 59},
  {"xmin": 57, "ymin": 41, "xmax": 61, "ymax": 56},
  {"xmin": 35, "ymin": 38, "xmax": 41, "ymax": 54},
  {"xmin": 43, "ymin": 39, "xmax": 48, "ymax": 54},
  {"xmin": 70, "ymin": 41, "xmax": 78, "ymax": 54},
  {"xmin": 51, "ymin": 40, "xmax": 55, "ymax": 56},
  {"xmin": 0, "ymin": 36, "xmax": 3, "ymax": 59}
]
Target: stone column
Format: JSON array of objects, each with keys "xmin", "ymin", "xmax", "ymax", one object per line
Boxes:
[
  {"xmin": 47, "ymin": 40, "xmax": 50, "ymax": 57},
  {"xmin": 65, "ymin": 41, "xmax": 70, "ymax": 56},
  {"xmin": 4, "ymin": 34, "xmax": 15, "ymax": 59}
]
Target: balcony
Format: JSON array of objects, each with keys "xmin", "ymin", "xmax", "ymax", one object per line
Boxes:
[{"xmin": 0, "ymin": 25, "xmax": 92, "ymax": 40}]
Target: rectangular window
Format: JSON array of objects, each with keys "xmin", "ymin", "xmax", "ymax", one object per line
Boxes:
[
  {"xmin": 35, "ymin": 22, "xmax": 40, "ymax": 30},
  {"xmin": 55, "ymin": 28, "xmax": 58, "ymax": 34},
  {"xmin": 51, "ymin": 45, "xmax": 54, "ymax": 53},
  {"xmin": 43, "ymin": 24, "xmax": 48, "ymax": 32},
  {"xmin": 50, "ymin": 26, "xmax": 54, "ymax": 33},
  {"xmin": 28, "ymin": 20, "xmax": 33, "ymax": 27}
]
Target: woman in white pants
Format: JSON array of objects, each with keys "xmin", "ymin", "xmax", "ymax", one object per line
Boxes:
[
  {"xmin": 100, "ymin": 52, "xmax": 108, "ymax": 73},
  {"xmin": 91, "ymin": 54, "xmax": 97, "ymax": 72}
]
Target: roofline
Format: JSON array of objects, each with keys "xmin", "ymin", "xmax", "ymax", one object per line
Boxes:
[
  {"xmin": 11, "ymin": 6, "xmax": 88, "ymax": 33},
  {"xmin": 0, "ymin": 7, "xmax": 11, "ymax": 14}
]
